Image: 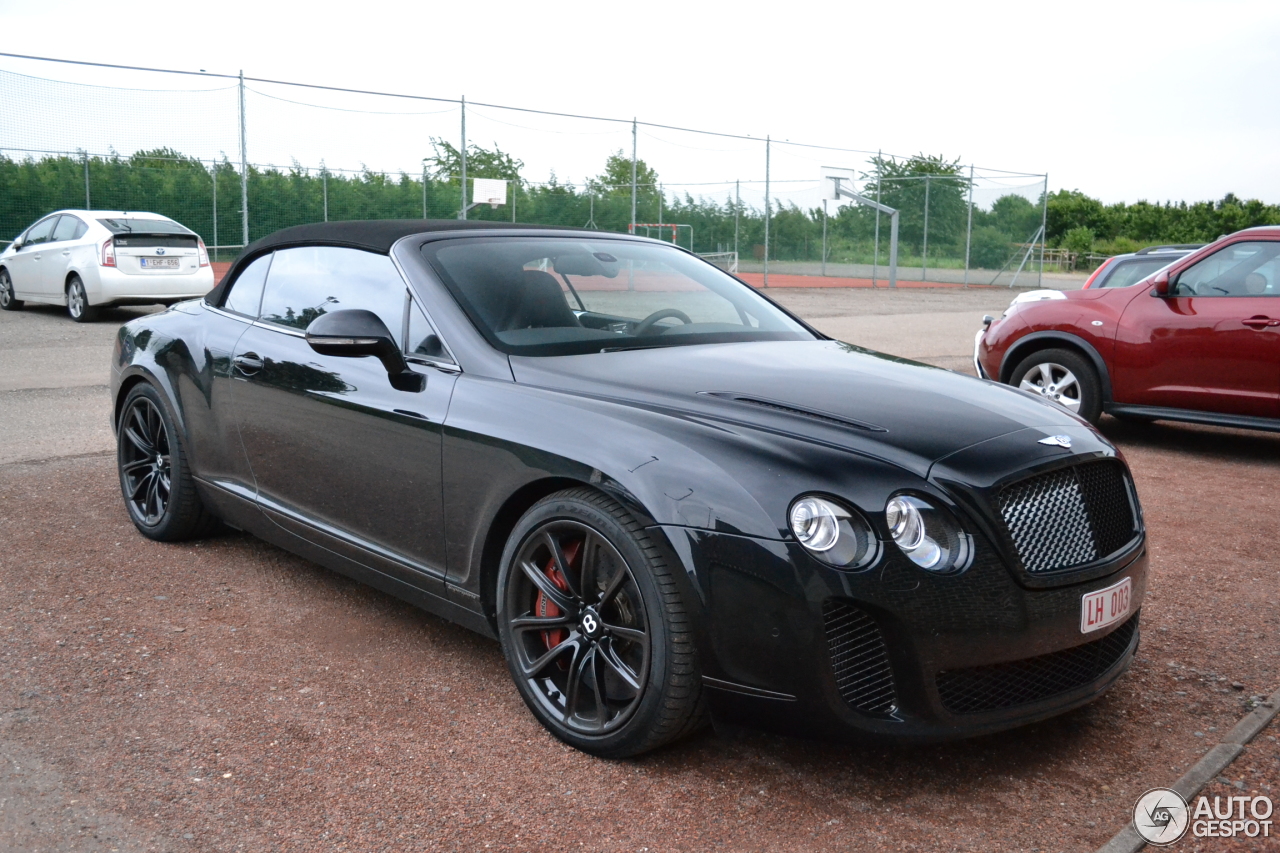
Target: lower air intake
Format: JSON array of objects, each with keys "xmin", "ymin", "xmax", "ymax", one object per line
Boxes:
[
  {"xmin": 936, "ymin": 614, "xmax": 1138, "ymax": 715},
  {"xmin": 823, "ymin": 600, "xmax": 897, "ymax": 716}
]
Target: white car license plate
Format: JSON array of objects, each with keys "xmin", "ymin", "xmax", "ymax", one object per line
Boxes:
[
  {"xmin": 1080, "ymin": 577, "xmax": 1132, "ymax": 634},
  {"xmin": 140, "ymin": 258, "xmax": 180, "ymax": 269}
]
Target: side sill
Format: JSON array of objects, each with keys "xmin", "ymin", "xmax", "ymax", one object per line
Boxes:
[{"xmin": 1105, "ymin": 403, "xmax": 1280, "ymax": 434}]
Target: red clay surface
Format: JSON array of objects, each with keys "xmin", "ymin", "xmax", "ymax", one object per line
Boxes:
[
  {"xmin": 1, "ymin": 417, "xmax": 1276, "ymax": 851},
  {"xmin": 737, "ymin": 272, "xmax": 993, "ymax": 289}
]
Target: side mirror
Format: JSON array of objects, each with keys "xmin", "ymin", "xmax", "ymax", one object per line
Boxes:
[
  {"xmin": 305, "ymin": 309, "xmax": 424, "ymax": 392},
  {"xmin": 11, "ymin": 238, "xmax": 24, "ymax": 251},
  {"xmin": 1150, "ymin": 270, "xmax": 1171, "ymax": 296}
]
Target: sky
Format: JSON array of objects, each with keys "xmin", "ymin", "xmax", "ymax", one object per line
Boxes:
[{"xmin": 2, "ymin": 0, "xmax": 1279, "ymax": 207}]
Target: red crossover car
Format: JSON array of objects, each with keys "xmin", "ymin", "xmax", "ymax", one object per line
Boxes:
[{"xmin": 976, "ymin": 226, "xmax": 1280, "ymax": 431}]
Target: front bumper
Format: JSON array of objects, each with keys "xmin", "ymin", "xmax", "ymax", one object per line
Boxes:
[{"xmin": 660, "ymin": 524, "xmax": 1146, "ymax": 743}]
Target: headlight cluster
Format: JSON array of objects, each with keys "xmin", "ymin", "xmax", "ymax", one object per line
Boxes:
[
  {"xmin": 789, "ymin": 493, "xmax": 972, "ymax": 574},
  {"xmin": 885, "ymin": 495, "xmax": 971, "ymax": 572},
  {"xmin": 788, "ymin": 496, "xmax": 877, "ymax": 569}
]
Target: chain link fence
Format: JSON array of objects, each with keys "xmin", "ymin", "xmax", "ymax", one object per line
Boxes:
[{"xmin": 1, "ymin": 54, "xmax": 1051, "ymax": 287}]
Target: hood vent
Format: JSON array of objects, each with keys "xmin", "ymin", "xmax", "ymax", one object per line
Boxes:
[{"xmin": 699, "ymin": 392, "xmax": 886, "ymax": 433}]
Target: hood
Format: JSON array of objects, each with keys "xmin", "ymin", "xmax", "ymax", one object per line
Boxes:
[{"xmin": 509, "ymin": 340, "xmax": 1087, "ymax": 477}]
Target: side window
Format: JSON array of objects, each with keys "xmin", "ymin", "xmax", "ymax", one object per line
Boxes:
[
  {"xmin": 223, "ymin": 253, "xmax": 272, "ymax": 317},
  {"xmin": 23, "ymin": 216, "xmax": 58, "ymax": 246},
  {"xmin": 407, "ymin": 297, "xmax": 451, "ymax": 361},
  {"xmin": 51, "ymin": 215, "xmax": 84, "ymax": 243},
  {"xmin": 258, "ymin": 246, "xmax": 406, "ymax": 334},
  {"xmin": 1174, "ymin": 241, "xmax": 1280, "ymax": 297}
]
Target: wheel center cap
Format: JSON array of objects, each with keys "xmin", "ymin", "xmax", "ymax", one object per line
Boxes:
[{"xmin": 580, "ymin": 608, "xmax": 605, "ymax": 639}]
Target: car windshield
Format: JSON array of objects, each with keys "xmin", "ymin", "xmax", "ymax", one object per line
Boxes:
[
  {"xmin": 422, "ymin": 237, "xmax": 816, "ymax": 356},
  {"xmin": 1096, "ymin": 256, "xmax": 1182, "ymax": 288},
  {"xmin": 97, "ymin": 218, "xmax": 192, "ymax": 235}
]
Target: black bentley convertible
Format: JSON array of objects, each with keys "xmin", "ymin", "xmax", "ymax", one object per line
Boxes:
[{"xmin": 111, "ymin": 220, "xmax": 1147, "ymax": 757}]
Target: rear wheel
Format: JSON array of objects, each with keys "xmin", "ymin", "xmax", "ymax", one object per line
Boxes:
[
  {"xmin": 117, "ymin": 383, "xmax": 218, "ymax": 541},
  {"xmin": 0, "ymin": 269, "xmax": 21, "ymax": 310},
  {"xmin": 67, "ymin": 275, "xmax": 97, "ymax": 323},
  {"xmin": 496, "ymin": 488, "xmax": 706, "ymax": 758},
  {"xmin": 1009, "ymin": 347, "xmax": 1102, "ymax": 424}
]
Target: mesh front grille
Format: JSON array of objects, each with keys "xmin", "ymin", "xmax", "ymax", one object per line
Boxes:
[
  {"xmin": 823, "ymin": 600, "xmax": 897, "ymax": 716},
  {"xmin": 996, "ymin": 461, "xmax": 1137, "ymax": 574},
  {"xmin": 936, "ymin": 615, "xmax": 1138, "ymax": 715}
]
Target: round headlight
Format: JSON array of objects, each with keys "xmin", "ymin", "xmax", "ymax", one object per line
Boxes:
[
  {"xmin": 789, "ymin": 496, "xmax": 877, "ymax": 569},
  {"xmin": 885, "ymin": 495, "xmax": 971, "ymax": 572}
]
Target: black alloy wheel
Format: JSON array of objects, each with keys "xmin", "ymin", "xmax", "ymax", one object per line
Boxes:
[
  {"xmin": 497, "ymin": 488, "xmax": 706, "ymax": 757},
  {"xmin": 67, "ymin": 275, "xmax": 97, "ymax": 323},
  {"xmin": 0, "ymin": 269, "xmax": 21, "ymax": 310},
  {"xmin": 116, "ymin": 383, "xmax": 218, "ymax": 541}
]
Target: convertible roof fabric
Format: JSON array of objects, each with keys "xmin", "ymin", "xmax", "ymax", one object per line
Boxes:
[{"xmin": 205, "ymin": 219, "xmax": 573, "ymax": 307}]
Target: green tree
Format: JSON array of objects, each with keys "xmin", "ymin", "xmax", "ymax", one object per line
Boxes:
[
  {"xmin": 424, "ymin": 137, "xmax": 524, "ymax": 184},
  {"xmin": 864, "ymin": 154, "xmax": 970, "ymax": 253}
]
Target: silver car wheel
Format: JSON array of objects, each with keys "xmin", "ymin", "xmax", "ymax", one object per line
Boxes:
[
  {"xmin": 68, "ymin": 280, "xmax": 85, "ymax": 319},
  {"xmin": 1017, "ymin": 361, "xmax": 1082, "ymax": 413}
]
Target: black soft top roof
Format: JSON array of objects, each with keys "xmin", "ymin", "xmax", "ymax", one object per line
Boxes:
[{"xmin": 205, "ymin": 219, "xmax": 577, "ymax": 307}]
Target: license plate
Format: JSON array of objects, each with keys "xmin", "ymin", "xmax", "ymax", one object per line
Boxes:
[
  {"xmin": 140, "ymin": 258, "xmax": 180, "ymax": 269},
  {"xmin": 1081, "ymin": 577, "xmax": 1132, "ymax": 633}
]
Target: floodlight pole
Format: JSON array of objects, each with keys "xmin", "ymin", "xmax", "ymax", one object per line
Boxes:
[
  {"xmin": 830, "ymin": 177, "xmax": 897, "ymax": 288},
  {"xmin": 459, "ymin": 95, "xmax": 467, "ymax": 220},
  {"xmin": 763, "ymin": 135, "xmax": 770, "ymax": 288},
  {"xmin": 238, "ymin": 69, "xmax": 249, "ymax": 247},
  {"xmin": 963, "ymin": 164, "xmax": 974, "ymax": 287},
  {"xmin": 630, "ymin": 118, "xmax": 637, "ymax": 231}
]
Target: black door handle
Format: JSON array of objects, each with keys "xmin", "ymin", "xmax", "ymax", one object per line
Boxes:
[{"xmin": 233, "ymin": 352, "xmax": 264, "ymax": 375}]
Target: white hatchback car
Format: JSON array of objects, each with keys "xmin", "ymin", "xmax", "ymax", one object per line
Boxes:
[{"xmin": 0, "ymin": 210, "xmax": 215, "ymax": 322}]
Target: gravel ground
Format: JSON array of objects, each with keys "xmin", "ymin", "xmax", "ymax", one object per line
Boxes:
[
  {"xmin": 1, "ymin": 288, "xmax": 1276, "ymax": 852},
  {"xmin": 0, "ymin": 420, "xmax": 1276, "ymax": 852}
]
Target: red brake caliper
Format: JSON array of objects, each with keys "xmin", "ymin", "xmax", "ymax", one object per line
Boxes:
[{"xmin": 536, "ymin": 539, "xmax": 580, "ymax": 654}]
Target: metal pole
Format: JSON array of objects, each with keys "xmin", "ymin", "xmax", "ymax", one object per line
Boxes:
[
  {"xmin": 921, "ymin": 175, "xmax": 930, "ymax": 281},
  {"xmin": 459, "ymin": 95, "xmax": 467, "ymax": 220},
  {"xmin": 821, "ymin": 199, "xmax": 827, "ymax": 277},
  {"xmin": 210, "ymin": 161, "xmax": 217, "ymax": 259},
  {"xmin": 421, "ymin": 161, "xmax": 427, "ymax": 219},
  {"xmin": 512, "ymin": 182, "xmax": 517, "ymax": 223},
  {"xmin": 630, "ymin": 118, "xmax": 638, "ymax": 231},
  {"xmin": 322, "ymin": 163, "xmax": 328, "ymax": 222},
  {"xmin": 1038, "ymin": 173, "xmax": 1048, "ymax": 288},
  {"xmin": 734, "ymin": 180, "xmax": 740, "ymax": 261},
  {"xmin": 763, "ymin": 135, "xmax": 770, "ymax": 288},
  {"xmin": 888, "ymin": 210, "xmax": 899, "ymax": 289},
  {"xmin": 872, "ymin": 150, "xmax": 881, "ymax": 288},
  {"xmin": 238, "ymin": 70, "xmax": 249, "ymax": 247},
  {"xmin": 83, "ymin": 152, "xmax": 90, "ymax": 209},
  {"xmin": 963, "ymin": 164, "xmax": 974, "ymax": 287}
]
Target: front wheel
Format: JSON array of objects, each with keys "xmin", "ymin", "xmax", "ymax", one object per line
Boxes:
[
  {"xmin": 496, "ymin": 488, "xmax": 706, "ymax": 758},
  {"xmin": 67, "ymin": 275, "xmax": 98, "ymax": 323},
  {"xmin": 0, "ymin": 269, "xmax": 22, "ymax": 310},
  {"xmin": 1009, "ymin": 347, "xmax": 1102, "ymax": 424}
]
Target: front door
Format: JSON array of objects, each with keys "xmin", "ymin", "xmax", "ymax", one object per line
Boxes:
[
  {"xmin": 7, "ymin": 215, "xmax": 59, "ymax": 299},
  {"xmin": 229, "ymin": 245, "xmax": 457, "ymax": 591},
  {"xmin": 1113, "ymin": 239, "xmax": 1280, "ymax": 418}
]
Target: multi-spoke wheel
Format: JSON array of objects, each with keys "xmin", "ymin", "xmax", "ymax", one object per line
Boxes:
[
  {"xmin": 116, "ymin": 383, "xmax": 218, "ymax": 541},
  {"xmin": 0, "ymin": 269, "xmax": 22, "ymax": 311},
  {"xmin": 1010, "ymin": 348, "xmax": 1102, "ymax": 424},
  {"xmin": 67, "ymin": 275, "xmax": 97, "ymax": 323},
  {"xmin": 497, "ymin": 488, "xmax": 706, "ymax": 757}
]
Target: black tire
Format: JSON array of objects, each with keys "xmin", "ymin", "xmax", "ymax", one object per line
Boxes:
[
  {"xmin": 66, "ymin": 275, "xmax": 97, "ymax": 323},
  {"xmin": 117, "ymin": 382, "xmax": 218, "ymax": 541},
  {"xmin": 496, "ymin": 487, "xmax": 707, "ymax": 758},
  {"xmin": 1008, "ymin": 347, "xmax": 1103, "ymax": 424},
  {"xmin": 0, "ymin": 269, "xmax": 21, "ymax": 310}
]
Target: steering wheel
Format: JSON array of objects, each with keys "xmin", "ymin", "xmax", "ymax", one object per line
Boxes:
[{"xmin": 633, "ymin": 308, "xmax": 694, "ymax": 336}]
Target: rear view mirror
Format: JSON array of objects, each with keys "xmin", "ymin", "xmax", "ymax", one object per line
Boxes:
[
  {"xmin": 305, "ymin": 309, "xmax": 424, "ymax": 392},
  {"xmin": 1150, "ymin": 270, "xmax": 1171, "ymax": 296},
  {"xmin": 554, "ymin": 253, "xmax": 618, "ymax": 278}
]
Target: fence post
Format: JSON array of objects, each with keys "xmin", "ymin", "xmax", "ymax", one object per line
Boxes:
[
  {"xmin": 763, "ymin": 135, "xmax": 770, "ymax": 288},
  {"xmin": 963, "ymin": 164, "xmax": 974, "ymax": 287},
  {"xmin": 210, "ymin": 161, "xmax": 217, "ymax": 260},
  {"xmin": 733, "ymin": 180, "xmax": 740, "ymax": 261},
  {"xmin": 1038, "ymin": 172, "xmax": 1048, "ymax": 288},
  {"xmin": 421, "ymin": 159, "xmax": 426, "ymax": 219},
  {"xmin": 872, "ymin": 150, "xmax": 881, "ymax": 288},
  {"xmin": 83, "ymin": 152, "xmax": 90, "ymax": 209},
  {"xmin": 322, "ymin": 162, "xmax": 329, "ymax": 222},
  {"xmin": 630, "ymin": 118, "xmax": 637, "ymax": 231},
  {"xmin": 459, "ymin": 95, "xmax": 467, "ymax": 220},
  {"xmin": 821, "ymin": 199, "xmax": 827, "ymax": 277},
  {"xmin": 921, "ymin": 175, "xmax": 930, "ymax": 282},
  {"xmin": 238, "ymin": 70, "xmax": 249, "ymax": 247}
]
